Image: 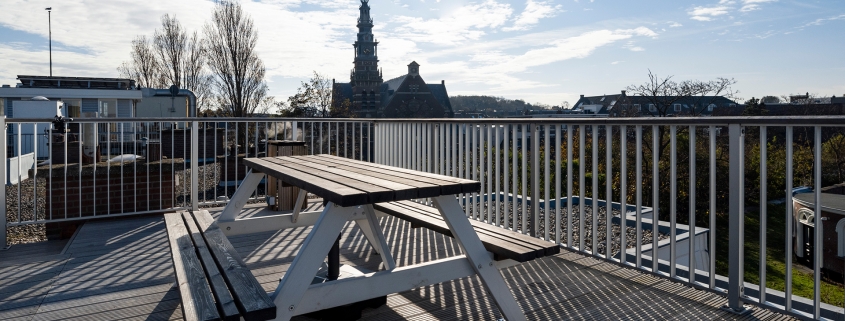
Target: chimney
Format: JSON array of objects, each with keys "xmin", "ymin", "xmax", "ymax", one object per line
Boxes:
[
  {"xmin": 580, "ymin": 94, "xmax": 584, "ymax": 98},
  {"xmin": 441, "ymin": 80, "xmax": 445, "ymax": 85},
  {"xmin": 621, "ymin": 90, "xmax": 626, "ymax": 95}
]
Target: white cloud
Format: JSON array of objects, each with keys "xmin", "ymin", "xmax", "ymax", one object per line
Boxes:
[
  {"xmin": 389, "ymin": 0, "xmax": 513, "ymax": 45},
  {"xmin": 688, "ymin": 5, "xmax": 731, "ymax": 21},
  {"xmin": 740, "ymin": 0, "xmax": 776, "ymax": 12},
  {"xmin": 668, "ymin": 21, "xmax": 683, "ymax": 28},
  {"xmin": 803, "ymin": 14, "xmax": 845, "ymax": 28},
  {"xmin": 611, "ymin": 61, "xmax": 623, "ymax": 65},
  {"xmin": 503, "ymin": 0, "xmax": 562, "ymax": 32}
]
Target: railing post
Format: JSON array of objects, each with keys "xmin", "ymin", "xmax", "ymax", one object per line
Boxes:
[
  {"xmin": 191, "ymin": 121, "xmax": 199, "ymax": 211},
  {"xmin": 531, "ymin": 123, "xmax": 539, "ymax": 237},
  {"xmin": 1, "ymin": 116, "xmax": 6, "ymax": 248},
  {"xmin": 725, "ymin": 123, "xmax": 749, "ymax": 314}
]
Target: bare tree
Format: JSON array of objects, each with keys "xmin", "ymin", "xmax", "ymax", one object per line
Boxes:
[
  {"xmin": 117, "ymin": 35, "xmax": 160, "ymax": 88},
  {"xmin": 623, "ymin": 70, "xmax": 738, "ymax": 117},
  {"xmin": 183, "ymin": 31, "xmax": 212, "ymax": 111},
  {"xmin": 204, "ymin": 1, "xmax": 268, "ymax": 117},
  {"xmin": 284, "ymin": 71, "xmax": 335, "ymax": 117},
  {"xmin": 154, "ymin": 14, "xmax": 187, "ymax": 89}
]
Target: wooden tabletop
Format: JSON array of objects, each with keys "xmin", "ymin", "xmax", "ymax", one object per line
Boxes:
[{"xmin": 243, "ymin": 154, "xmax": 480, "ymax": 207}]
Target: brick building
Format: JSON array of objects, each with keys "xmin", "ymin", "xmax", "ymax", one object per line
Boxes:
[{"xmin": 332, "ymin": 0, "xmax": 453, "ymax": 118}]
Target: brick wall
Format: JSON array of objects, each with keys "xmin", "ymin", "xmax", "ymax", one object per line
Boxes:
[
  {"xmin": 160, "ymin": 128, "xmax": 225, "ymax": 160},
  {"xmin": 41, "ymin": 161, "xmax": 181, "ymax": 239}
]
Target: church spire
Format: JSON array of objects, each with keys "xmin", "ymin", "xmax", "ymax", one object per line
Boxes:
[{"xmin": 357, "ymin": 0, "xmax": 373, "ymax": 32}]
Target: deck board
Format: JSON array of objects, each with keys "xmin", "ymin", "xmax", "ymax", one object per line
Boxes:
[{"xmin": 0, "ymin": 203, "xmax": 798, "ymax": 321}]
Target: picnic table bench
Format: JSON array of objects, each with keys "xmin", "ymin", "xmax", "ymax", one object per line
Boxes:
[
  {"xmin": 209, "ymin": 154, "xmax": 531, "ymax": 321},
  {"xmin": 164, "ymin": 210, "xmax": 276, "ymax": 321}
]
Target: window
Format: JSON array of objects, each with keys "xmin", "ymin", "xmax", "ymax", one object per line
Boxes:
[
  {"xmin": 634, "ymin": 104, "xmax": 641, "ymax": 111},
  {"xmin": 0, "ymin": 98, "xmax": 4, "ymax": 116},
  {"xmin": 707, "ymin": 104, "xmax": 716, "ymax": 111},
  {"xmin": 729, "ymin": 103, "xmax": 736, "ymax": 108},
  {"xmin": 600, "ymin": 97, "xmax": 606, "ymax": 102},
  {"xmin": 648, "ymin": 104, "xmax": 656, "ymax": 112},
  {"xmin": 63, "ymin": 99, "xmax": 81, "ymax": 118},
  {"xmin": 674, "ymin": 104, "xmax": 682, "ymax": 112},
  {"xmin": 99, "ymin": 99, "xmax": 117, "ymax": 118}
]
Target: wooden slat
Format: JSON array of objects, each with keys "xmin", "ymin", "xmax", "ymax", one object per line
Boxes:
[
  {"xmin": 374, "ymin": 202, "xmax": 539, "ymax": 262},
  {"xmin": 243, "ymin": 158, "xmax": 368, "ymax": 207},
  {"xmin": 191, "ymin": 210, "xmax": 276, "ymax": 321},
  {"xmin": 395, "ymin": 201, "xmax": 560, "ymax": 257},
  {"xmin": 280, "ymin": 156, "xmax": 433, "ymax": 200},
  {"xmin": 162, "ymin": 213, "xmax": 220, "ymax": 321},
  {"xmin": 311, "ymin": 154, "xmax": 480, "ymax": 193},
  {"xmin": 295, "ymin": 155, "xmax": 464, "ymax": 195},
  {"xmin": 261, "ymin": 157, "xmax": 405, "ymax": 203},
  {"xmin": 295, "ymin": 156, "xmax": 442, "ymax": 197},
  {"xmin": 182, "ymin": 212, "xmax": 241, "ymax": 321}
]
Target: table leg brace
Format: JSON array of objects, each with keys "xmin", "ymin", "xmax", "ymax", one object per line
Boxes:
[
  {"xmin": 433, "ymin": 195, "xmax": 527, "ymax": 321},
  {"xmin": 271, "ymin": 203, "xmax": 358, "ymax": 320}
]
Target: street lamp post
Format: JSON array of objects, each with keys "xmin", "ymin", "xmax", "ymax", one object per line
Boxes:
[{"xmin": 45, "ymin": 7, "xmax": 52, "ymax": 77}]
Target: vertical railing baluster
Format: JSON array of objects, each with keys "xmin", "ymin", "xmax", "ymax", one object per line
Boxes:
[
  {"xmin": 652, "ymin": 125, "xmax": 659, "ymax": 273},
  {"xmin": 567, "ymin": 124, "xmax": 573, "ymax": 248},
  {"xmin": 533, "ymin": 123, "xmax": 540, "ymax": 238},
  {"xmin": 579, "ymin": 125, "xmax": 585, "ymax": 250},
  {"xmin": 504, "ymin": 125, "xmax": 510, "ymax": 230},
  {"xmin": 759, "ymin": 125, "xmax": 767, "ymax": 302},
  {"xmin": 544, "ymin": 125, "xmax": 550, "ymax": 240},
  {"xmin": 670, "ymin": 125, "xmax": 677, "ymax": 278},
  {"xmin": 785, "ymin": 126, "xmax": 793, "ymax": 311},
  {"xmin": 522, "ymin": 124, "xmax": 528, "ymax": 234},
  {"xmin": 592, "ymin": 124, "xmax": 599, "ymax": 255},
  {"xmin": 689, "ymin": 125, "xmax": 697, "ymax": 283},
  {"xmin": 606, "ymin": 125, "xmax": 612, "ymax": 259},
  {"xmin": 487, "ymin": 124, "xmax": 493, "ymax": 224},
  {"xmin": 636, "ymin": 125, "xmax": 643, "ymax": 268},
  {"xmin": 709, "ymin": 125, "xmax": 716, "ymax": 288},
  {"xmin": 191, "ymin": 121, "xmax": 199, "ymax": 211},
  {"xmin": 495, "ymin": 124, "xmax": 501, "ymax": 226},
  {"xmin": 621, "ymin": 125, "xmax": 628, "ymax": 265},
  {"xmin": 0, "ymin": 116, "xmax": 5, "ymax": 246},
  {"xmin": 813, "ymin": 126, "xmax": 822, "ymax": 320},
  {"xmin": 556, "ymin": 124, "xmax": 562, "ymax": 245}
]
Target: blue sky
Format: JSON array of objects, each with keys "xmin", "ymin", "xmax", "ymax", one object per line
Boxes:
[{"xmin": 0, "ymin": 0, "xmax": 842, "ymax": 106}]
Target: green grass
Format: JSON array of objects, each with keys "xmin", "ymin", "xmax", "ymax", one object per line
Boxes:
[{"xmin": 714, "ymin": 205, "xmax": 844, "ymax": 306}]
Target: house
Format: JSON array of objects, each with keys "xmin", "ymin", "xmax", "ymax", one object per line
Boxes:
[
  {"xmin": 572, "ymin": 90, "xmax": 740, "ymax": 117},
  {"xmin": 331, "ymin": 0, "xmax": 453, "ymax": 118}
]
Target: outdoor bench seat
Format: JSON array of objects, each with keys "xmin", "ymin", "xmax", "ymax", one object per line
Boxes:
[
  {"xmin": 164, "ymin": 210, "xmax": 276, "ymax": 321},
  {"xmin": 374, "ymin": 200, "xmax": 559, "ymax": 262}
]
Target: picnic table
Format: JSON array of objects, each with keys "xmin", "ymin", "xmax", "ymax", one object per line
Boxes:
[{"xmin": 215, "ymin": 154, "xmax": 527, "ymax": 321}]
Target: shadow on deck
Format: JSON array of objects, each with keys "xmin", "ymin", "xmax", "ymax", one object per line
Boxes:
[{"xmin": 0, "ymin": 203, "xmax": 796, "ymax": 321}]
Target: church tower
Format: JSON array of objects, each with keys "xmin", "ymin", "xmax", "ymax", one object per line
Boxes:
[{"xmin": 350, "ymin": 0, "xmax": 383, "ymax": 117}]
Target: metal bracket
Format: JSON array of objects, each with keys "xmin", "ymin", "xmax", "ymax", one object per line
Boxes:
[{"xmin": 719, "ymin": 304, "xmax": 752, "ymax": 316}]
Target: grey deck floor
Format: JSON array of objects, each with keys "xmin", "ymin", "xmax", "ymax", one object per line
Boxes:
[{"xmin": 0, "ymin": 203, "xmax": 796, "ymax": 321}]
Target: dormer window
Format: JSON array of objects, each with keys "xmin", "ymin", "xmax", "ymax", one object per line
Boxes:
[
  {"xmin": 674, "ymin": 104, "xmax": 682, "ymax": 112},
  {"xmin": 708, "ymin": 104, "xmax": 716, "ymax": 111},
  {"xmin": 634, "ymin": 104, "xmax": 641, "ymax": 111},
  {"xmin": 648, "ymin": 104, "xmax": 656, "ymax": 112}
]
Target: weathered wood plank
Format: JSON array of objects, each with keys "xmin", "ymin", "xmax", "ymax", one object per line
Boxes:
[
  {"xmin": 261, "ymin": 157, "xmax": 399, "ymax": 203},
  {"xmin": 294, "ymin": 155, "xmax": 451, "ymax": 196},
  {"xmin": 182, "ymin": 212, "xmax": 241, "ymax": 321},
  {"xmin": 243, "ymin": 158, "xmax": 368, "ymax": 206},
  {"xmin": 374, "ymin": 202, "xmax": 539, "ymax": 262},
  {"xmin": 163, "ymin": 213, "xmax": 220, "ymax": 321},
  {"xmin": 191, "ymin": 210, "xmax": 276, "ymax": 321},
  {"xmin": 278, "ymin": 157, "xmax": 424, "ymax": 200},
  {"xmin": 295, "ymin": 156, "xmax": 442, "ymax": 197},
  {"xmin": 392, "ymin": 200, "xmax": 559, "ymax": 256},
  {"xmin": 314, "ymin": 154, "xmax": 480, "ymax": 193}
]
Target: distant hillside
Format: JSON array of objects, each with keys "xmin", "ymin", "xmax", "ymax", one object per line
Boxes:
[{"xmin": 449, "ymin": 95, "xmax": 552, "ymax": 113}]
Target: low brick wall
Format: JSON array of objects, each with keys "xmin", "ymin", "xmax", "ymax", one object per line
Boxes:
[{"xmin": 34, "ymin": 160, "xmax": 184, "ymax": 239}]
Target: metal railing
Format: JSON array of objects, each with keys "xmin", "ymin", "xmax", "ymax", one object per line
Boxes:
[
  {"xmin": 3, "ymin": 115, "xmax": 845, "ymax": 319},
  {"xmin": 374, "ymin": 117, "xmax": 845, "ymax": 320}
]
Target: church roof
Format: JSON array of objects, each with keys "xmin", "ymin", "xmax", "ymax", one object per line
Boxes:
[
  {"xmin": 333, "ymin": 82, "xmax": 353, "ymax": 102},
  {"xmin": 428, "ymin": 84, "xmax": 452, "ymax": 111}
]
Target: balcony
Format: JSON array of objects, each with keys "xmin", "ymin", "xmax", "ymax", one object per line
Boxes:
[{"xmin": 2, "ymin": 116, "xmax": 840, "ymax": 320}]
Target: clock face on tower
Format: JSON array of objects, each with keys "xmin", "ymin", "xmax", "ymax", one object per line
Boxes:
[{"xmin": 363, "ymin": 48, "xmax": 371, "ymax": 54}]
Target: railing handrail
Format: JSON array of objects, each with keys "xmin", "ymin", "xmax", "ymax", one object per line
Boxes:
[{"xmin": 8, "ymin": 115, "xmax": 845, "ymax": 126}]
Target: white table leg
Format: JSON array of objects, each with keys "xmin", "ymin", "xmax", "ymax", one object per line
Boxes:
[
  {"xmin": 271, "ymin": 202, "xmax": 358, "ymax": 320},
  {"xmin": 291, "ymin": 189, "xmax": 307, "ymax": 223},
  {"xmin": 363, "ymin": 204, "xmax": 396, "ymax": 270},
  {"xmin": 218, "ymin": 170, "xmax": 264, "ymax": 222},
  {"xmin": 433, "ymin": 195, "xmax": 526, "ymax": 321}
]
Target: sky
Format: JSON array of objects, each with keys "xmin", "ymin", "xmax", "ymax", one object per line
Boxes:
[{"xmin": 0, "ymin": 0, "xmax": 843, "ymax": 107}]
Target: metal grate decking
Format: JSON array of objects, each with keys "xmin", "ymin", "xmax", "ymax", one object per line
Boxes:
[{"xmin": 0, "ymin": 203, "xmax": 796, "ymax": 321}]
